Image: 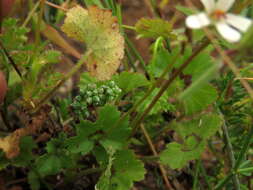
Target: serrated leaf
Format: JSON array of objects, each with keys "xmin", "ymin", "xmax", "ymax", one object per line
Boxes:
[
  {"xmin": 67, "ymin": 138, "xmax": 94, "ymax": 155},
  {"xmin": 160, "ymin": 114, "xmax": 221, "ymax": 169},
  {"xmin": 173, "ymin": 114, "xmax": 222, "ymax": 140},
  {"xmin": 69, "ymin": 105, "xmax": 130, "ymax": 151},
  {"xmin": 135, "ymin": 18, "xmax": 176, "ymax": 39},
  {"xmin": 98, "ymin": 105, "xmax": 131, "ymax": 150},
  {"xmin": 112, "ymin": 71, "xmax": 150, "ymax": 93},
  {"xmin": 62, "ymin": 6, "xmax": 124, "ymax": 80},
  {"xmin": 134, "ymin": 88, "xmax": 175, "ymax": 115},
  {"xmin": 36, "ymin": 154, "xmax": 62, "ymax": 177},
  {"xmin": 45, "ymin": 133, "xmax": 67, "ymax": 154},
  {"xmin": 110, "ymin": 149, "xmax": 146, "ymax": 190},
  {"xmin": 181, "ymin": 84, "xmax": 218, "ymax": 115},
  {"xmin": 95, "ymin": 148, "xmax": 115, "ymax": 190},
  {"xmin": 160, "ymin": 141, "xmax": 206, "ymax": 169}
]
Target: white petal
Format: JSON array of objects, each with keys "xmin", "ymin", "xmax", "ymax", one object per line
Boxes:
[
  {"xmin": 200, "ymin": 0, "xmax": 215, "ymax": 13},
  {"xmin": 216, "ymin": 0, "xmax": 235, "ymax": 11},
  {"xmin": 216, "ymin": 22, "xmax": 241, "ymax": 42},
  {"xmin": 226, "ymin": 13, "xmax": 252, "ymax": 32},
  {"xmin": 186, "ymin": 13, "xmax": 211, "ymax": 29}
]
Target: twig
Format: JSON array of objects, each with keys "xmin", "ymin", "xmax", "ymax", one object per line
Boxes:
[
  {"xmin": 140, "ymin": 124, "xmax": 174, "ymax": 190},
  {"xmin": 45, "ymin": 1, "xmax": 68, "ymax": 12}
]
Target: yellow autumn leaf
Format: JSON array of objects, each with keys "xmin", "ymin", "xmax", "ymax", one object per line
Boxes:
[{"xmin": 61, "ymin": 6, "xmax": 124, "ymax": 80}]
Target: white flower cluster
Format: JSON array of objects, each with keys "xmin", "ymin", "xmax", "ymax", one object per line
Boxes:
[{"xmin": 186, "ymin": 0, "xmax": 252, "ymax": 42}]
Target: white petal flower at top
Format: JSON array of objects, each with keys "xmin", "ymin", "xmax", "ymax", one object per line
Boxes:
[{"xmin": 186, "ymin": 0, "xmax": 252, "ymax": 42}]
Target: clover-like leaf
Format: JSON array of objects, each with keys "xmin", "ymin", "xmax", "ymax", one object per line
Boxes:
[{"xmin": 62, "ymin": 6, "xmax": 124, "ymax": 80}]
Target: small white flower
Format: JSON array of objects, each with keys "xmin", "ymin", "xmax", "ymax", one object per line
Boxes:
[{"xmin": 186, "ymin": 0, "xmax": 252, "ymax": 42}]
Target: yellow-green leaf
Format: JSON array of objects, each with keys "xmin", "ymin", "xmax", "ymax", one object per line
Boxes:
[
  {"xmin": 61, "ymin": 6, "xmax": 124, "ymax": 80},
  {"xmin": 135, "ymin": 18, "xmax": 176, "ymax": 39}
]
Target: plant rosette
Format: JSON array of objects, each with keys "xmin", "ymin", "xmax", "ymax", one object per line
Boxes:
[{"xmin": 186, "ymin": 0, "xmax": 252, "ymax": 42}]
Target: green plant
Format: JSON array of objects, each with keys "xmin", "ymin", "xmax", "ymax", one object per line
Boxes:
[{"xmin": 1, "ymin": 0, "xmax": 253, "ymax": 190}]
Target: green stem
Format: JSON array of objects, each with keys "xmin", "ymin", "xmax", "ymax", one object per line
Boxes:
[
  {"xmin": 125, "ymin": 37, "xmax": 147, "ymax": 71},
  {"xmin": 200, "ymin": 161, "xmax": 212, "ymax": 190},
  {"xmin": 22, "ymin": 1, "xmax": 40, "ymax": 27},
  {"xmin": 78, "ymin": 167, "xmax": 104, "ymax": 176},
  {"xmin": 221, "ymin": 121, "xmax": 241, "ymax": 190},
  {"xmin": 131, "ymin": 38, "xmax": 210, "ymax": 135},
  {"xmin": 33, "ymin": 50, "xmax": 92, "ymax": 112},
  {"xmin": 0, "ymin": 41, "xmax": 22, "ymax": 79},
  {"xmin": 193, "ymin": 160, "xmax": 201, "ymax": 190},
  {"xmin": 35, "ymin": 0, "xmax": 45, "ymax": 49},
  {"xmin": 234, "ymin": 124, "xmax": 253, "ymax": 170},
  {"xmin": 214, "ymin": 123, "xmax": 253, "ymax": 190},
  {"xmin": 125, "ymin": 48, "xmax": 137, "ymax": 71},
  {"xmin": 215, "ymin": 173, "xmax": 234, "ymax": 190},
  {"xmin": 108, "ymin": 49, "xmax": 179, "ymax": 135},
  {"xmin": 122, "ymin": 25, "xmax": 136, "ymax": 31}
]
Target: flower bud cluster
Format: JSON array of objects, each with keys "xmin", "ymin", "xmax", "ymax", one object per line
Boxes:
[{"xmin": 71, "ymin": 81, "xmax": 122, "ymax": 118}]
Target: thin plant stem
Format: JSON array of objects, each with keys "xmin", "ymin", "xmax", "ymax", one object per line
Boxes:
[
  {"xmin": 214, "ymin": 173, "xmax": 234, "ymax": 190},
  {"xmin": 205, "ymin": 30, "xmax": 253, "ymax": 101},
  {"xmin": 186, "ymin": 0, "xmax": 253, "ymax": 189},
  {"xmin": 0, "ymin": 41, "xmax": 22, "ymax": 79},
  {"xmin": 187, "ymin": 0, "xmax": 253, "ymax": 105},
  {"xmin": 193, "ymin": 160, "xmax": 201, "ymax": 190},
  {"xmin": 22, "ymin": 1, "xmax": 40, "ymax": 27},
  {"xmin": 140, "ymin": 124, "xmax": 174, "ymax": 190},
  {"xmin": 33, "ymin": 50, "xmax": 92, "ymax": 113},
  {"xmin": 45, "ymin": 1, "xmax": 68, "ymax": 12},
  {"xmin": 35, "ymin": 0, "xmax": 46, "ymax": 49},
  {"xmin": 77, "ymin": 167, "xmax": 104, "ymax": 177},
  {"xmin": 199, "ymin": 161, "xmax": 212, "ymax": 190},
  {"xmin": 143, "ymin": 0, "xmax": 157, "ymax": 16},
  {"xmin": 125, "ymin": 37, "xmax": 147, "ymax": 71},
  {"xmin": 108, "ymin": 51, "xmax": 179, "ymax": 134},
  {"xmin": 221, "ymin": 120, "xmax": 241, "ymax": 190},
  {"xmin": 131, "ymin": 38, "xmax": 210, "ymax": 136},
  {"xmin": 234, "ymin": 124, "xmax": 253, "ymax": 170},
  {"xmin": 125, "ymin": 48, "xmax": 137, "ymax": 71},
  {"xmin": 122, "ymin": 24, "xmax": 136, "ymax": 31}
]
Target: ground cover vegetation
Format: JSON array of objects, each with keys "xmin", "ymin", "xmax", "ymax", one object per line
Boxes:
[{"xmin": 0, "ymin": 0, "xmax": 253, "ymax": 189}]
